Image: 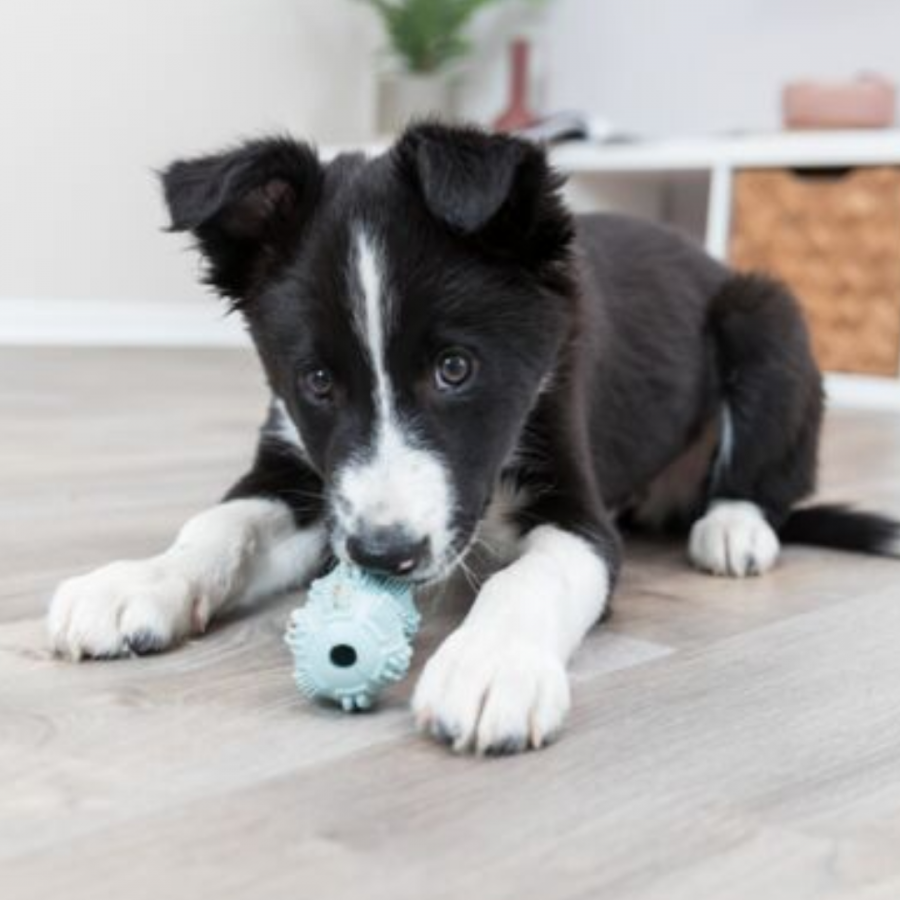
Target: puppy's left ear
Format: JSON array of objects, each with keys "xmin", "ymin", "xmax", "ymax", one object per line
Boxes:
[
  {"xmin": 161, "ymin": 136, "xmax": 322, "ymax": 304},
  {"xmin": 395, "ymin": 122, "xmax": 573, "ymax": 271}
]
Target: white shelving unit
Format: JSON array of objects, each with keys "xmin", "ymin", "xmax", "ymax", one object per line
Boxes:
[{"xmin": 551, "ymin": 131, "xmax": 900, "ymax": 409}]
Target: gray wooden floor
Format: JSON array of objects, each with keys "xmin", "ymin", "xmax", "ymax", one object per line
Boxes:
[{"xmin": 2, "ymin": 347, "xmax": 900, "ymax": 900}]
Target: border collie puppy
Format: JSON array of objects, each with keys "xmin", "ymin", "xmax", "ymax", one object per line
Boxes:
[{"xmin": 48, "ymin": 123, "xmax": 899, "ymax": 754}]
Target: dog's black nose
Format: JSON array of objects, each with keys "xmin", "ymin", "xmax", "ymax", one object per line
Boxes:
[{"xmin": 346, "ymin": 528, "xmax": 429, "ymax": 577}]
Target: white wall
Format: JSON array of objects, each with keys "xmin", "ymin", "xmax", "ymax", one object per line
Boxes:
[
  {"xmin": 541, "ymin": 0, "xmax": 900, "ymax": 136},
  {"xmin": 5, "ymin": 0, "xmax": 900, "ymax": 314},
  {"xmin": 0, "ymin": 0, "xmax": 377, "ymax": 306}
]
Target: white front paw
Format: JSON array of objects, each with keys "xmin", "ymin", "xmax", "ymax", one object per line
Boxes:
[
  {"xmin": 48, "ymin": 559, "xmax": 203, "ymax": 660},
  {"xmin": 412, "ymin": 628, "xmax": 571, "ymax": 755},
  {"xmin": 689, "ymin": 501, "xmax": 780, "ymax": 578}
]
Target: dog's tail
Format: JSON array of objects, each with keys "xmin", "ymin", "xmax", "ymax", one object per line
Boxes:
[{"xmin": 779, "ymin": 504, "xmax": 900, "ymax": 557}]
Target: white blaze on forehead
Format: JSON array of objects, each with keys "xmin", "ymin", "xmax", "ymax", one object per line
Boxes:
[
  {"xmin": 354, "ymin": 232, "xmax": 394, "ymax": 424},
  {"xmin": 335, "ymin": 229, "xmax": 453, "ymax": 566}
]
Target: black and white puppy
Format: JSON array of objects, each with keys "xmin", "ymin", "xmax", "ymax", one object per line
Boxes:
[{"xmin": 48, "ymin": 123, "xmax": 899, "ymax": 754}]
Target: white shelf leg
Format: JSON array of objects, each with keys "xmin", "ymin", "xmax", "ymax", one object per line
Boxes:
[{"xmin": 705, "ymin": 163, "xmax": 734, "ymax": 261}]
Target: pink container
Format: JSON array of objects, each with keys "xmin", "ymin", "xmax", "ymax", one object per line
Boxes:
[{"xmin": 782, "ymin": 74, "xmax": 896, "ymax": 130}]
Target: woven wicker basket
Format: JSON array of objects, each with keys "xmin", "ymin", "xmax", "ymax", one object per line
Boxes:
[{"xmin": 729, "ymin": 167, "xmax": 900, "ymax": 377}]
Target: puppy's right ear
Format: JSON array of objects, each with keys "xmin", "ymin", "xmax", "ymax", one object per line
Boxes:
[{"xmin": 161, "ymin": 137, "xmax": 322, "ymax": 304}]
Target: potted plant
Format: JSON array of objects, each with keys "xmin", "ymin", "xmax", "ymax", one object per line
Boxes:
[{"xmin": 354, "ymin": 0, "xmax": 540, "ymax": 133}]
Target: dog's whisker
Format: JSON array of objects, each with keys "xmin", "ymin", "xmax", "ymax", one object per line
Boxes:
[
  {"xmin": 456, "ymin": 556, "xmax": 482, "ymax": 594},
  {"xmin": 278, "ymin": 488, "xmax": 328, "ymax": 503}
]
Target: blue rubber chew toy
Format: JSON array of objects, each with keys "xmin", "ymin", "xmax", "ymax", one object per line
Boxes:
[{"xmin": 284, "ymin": 563, "xmax": 420, "ymax": 712}]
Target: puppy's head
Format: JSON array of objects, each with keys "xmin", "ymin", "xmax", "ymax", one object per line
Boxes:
[{"xmin": 162, "ymin": 123, "xmax": 575, "ymax": 581}]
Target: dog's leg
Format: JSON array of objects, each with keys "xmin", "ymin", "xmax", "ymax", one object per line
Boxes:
[
  {"xmin": 414, "ymin": 523, "xmax": 615, "ymax": 754},
  {"xmin": 49, "ymin": 408, "xmax": 327, "ymax": 659},
  {"xmin": 414, "ymin": 436, "xmax": 620, "ymax": 755},
  {"xmin": 689, "ymin": 275, "xmax": 823, "ymax": 578},
  {"xmin": 48, "ymin": 499, "xmax": 325, "ymax": 660}
]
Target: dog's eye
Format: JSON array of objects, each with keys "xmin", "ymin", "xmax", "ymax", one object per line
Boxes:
[
  {"xmin": 435, "ymin": 349, "xmax": 475, "ymax": 391},
  {"xmin": 303, "ymin": 367, "xmax": 335, "ymax": 402}
]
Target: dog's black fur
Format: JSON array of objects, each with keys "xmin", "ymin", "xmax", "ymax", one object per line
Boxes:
[{"xmin": 162, "ymin": 122, "xmax": 899, "ymax": 585}]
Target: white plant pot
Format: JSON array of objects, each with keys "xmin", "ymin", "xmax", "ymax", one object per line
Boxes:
[{"xmin": 376, "ymin": 72, "xmax": 460, "ymax": 136}]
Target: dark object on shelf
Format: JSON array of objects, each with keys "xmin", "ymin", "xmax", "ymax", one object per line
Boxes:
[
  {"xmin": 782, "ymin": 74, "xmax": 896, "ymax": 130},
  {"xmin": 515, "ymin": 112, "xmax": 637, "ymax": 146},
  {"xmin": 516, "ymin": 111, "xmax": 590, "ymax": 143},
  {"xmin": 493, "ymin": 38, "xmax": 537, "ymax": 133}
]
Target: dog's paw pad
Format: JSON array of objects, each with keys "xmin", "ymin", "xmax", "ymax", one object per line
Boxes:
[
  {"xmin": 689, "ymin": 501, "xmax": 780, "ymax": 578},
  {"xmin": 123, "ymin": 629, "xmax": 169, "ymax": 656}
]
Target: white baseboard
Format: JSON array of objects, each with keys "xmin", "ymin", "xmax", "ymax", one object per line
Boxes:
[
  {"xmin": 0, "ymin": 297, "xmax": 248, "ymax": 347},
  {"xmin": 824, "ymin": 373, "xmax": 900, "ymax": 412},
  {"xmin": 3, "ymin": 297, "xmax": 900, "ymax": 410}
]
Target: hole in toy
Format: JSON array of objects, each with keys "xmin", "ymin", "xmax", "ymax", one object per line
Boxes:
[{"xmin": 330, "ymin": 644, "xmax": 357, "ymax": 668}]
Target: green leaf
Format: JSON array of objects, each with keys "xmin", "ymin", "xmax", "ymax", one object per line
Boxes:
[{"xmin": 353, "ymin": 0, "xmax": 528, "ymax": 73}]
